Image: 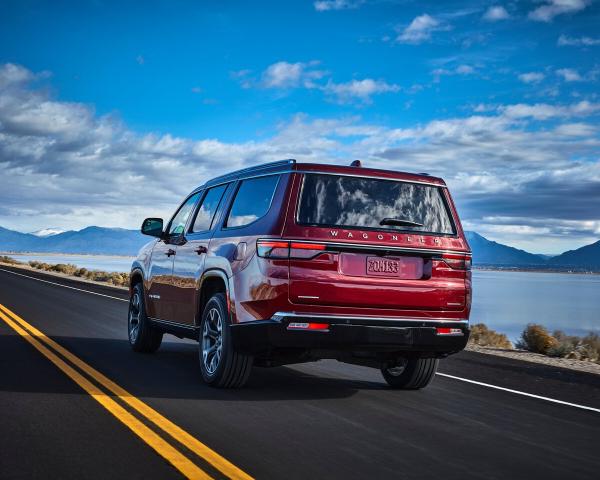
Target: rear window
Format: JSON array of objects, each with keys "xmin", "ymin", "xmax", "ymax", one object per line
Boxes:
[{"xmin": 297, "ymin": 174, "xmax": 455, "ymax": 235}]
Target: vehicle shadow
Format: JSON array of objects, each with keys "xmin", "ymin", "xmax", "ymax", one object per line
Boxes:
[{"xmin": 0, "ymin": 333, "xmax": 388, "ymax": 401}]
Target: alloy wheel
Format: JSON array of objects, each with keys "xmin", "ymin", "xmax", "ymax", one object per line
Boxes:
[
  {"xmin": 128, "ymin": 291, "xmax": 141, "ymax": 343},
  {"xmin": 202, "ymin": 307, "xmax": 223, "ymax": 375}
]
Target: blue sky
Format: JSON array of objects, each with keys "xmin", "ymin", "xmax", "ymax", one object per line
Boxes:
[{"xmin": 0, "ymin": 0, "xmax": 599, "ymax": 253}]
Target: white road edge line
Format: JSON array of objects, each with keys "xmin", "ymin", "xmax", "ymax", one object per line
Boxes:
[
  {"xmin": 437, "ymin": 372, "xmax": 600, "ymax": 414},
  {"xmin": 0, "ymin": 267, "xmax": 128, "ymax": 302},
  {"xmin": 2, "ymin": 267, "xmax": 599, "ymax": 414}
]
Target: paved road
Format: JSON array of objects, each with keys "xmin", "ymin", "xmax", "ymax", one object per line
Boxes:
[{"xmin": 1, "ymin": 266, "xmax": 599, "ymax": 480}]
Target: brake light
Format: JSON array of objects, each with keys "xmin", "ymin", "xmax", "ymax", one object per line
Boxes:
[
  {"xmin": 257, "ymin": 240, "xmax": 326, "ymax": 260},
  {"xmin": 441, "ymin": 253, "xmax": 472, "ymax": 270}
]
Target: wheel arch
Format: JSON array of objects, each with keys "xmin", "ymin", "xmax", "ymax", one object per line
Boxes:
[
  {"xmin": 196, "ymin": 269, "xmax": 231, "ymax": 327},
  {"xmin": 129, "ymin": 267, "xmax": 145, "ymax": 293}
]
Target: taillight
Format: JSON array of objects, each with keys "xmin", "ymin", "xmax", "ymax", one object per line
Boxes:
[
  {"xmin": 256, "ymin": 240, "xmax": 289, "ymax": 259},
  {"xmin": 441, "ymin": 253, "xmax": 472, "ymax": 270},
  {"xmin": 290, "ymin": 242, "xmax": 326, "ymax": 259},
  {"xmin": 436, "ymin": 327, "xmax": 464, "ymax": 336},
  {"xmin": 287, "ymin": 322, "xmax": 330, "ymax": 332},
  {"xmin": 257, "ymin": 240, "xmax": 326, "ymax": 260}
]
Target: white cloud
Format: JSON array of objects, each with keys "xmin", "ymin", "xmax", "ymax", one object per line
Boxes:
[
  {"xmin": 554, "ymin": 122, "xmax": 597, "ymax": 136},
  {"xmin": 0, "ymin": 63, "xmax": 36, "ymax": 88},
  {"xmin": 558, "ymin": 34, "xmax": 600, "ymax": 46},
  {"xmin": 261, "ymin": 61, "xmax": 326, "ymax": 89},
  {"xmin": 556, "ymin": 68, "xmax": 583, "ymax": 82},
  {"xmin": 253, "ymin": 61, "xmax": 399, "ymax": 104},
  {"xmin": 500, "ymin": 101, "xmax": 600, "ymax": 119},
  {"xmin": 313, "ymin": 0, "xmax": 364, "ymax": 11},
  {"xmin": 397, "ymin": 14, "xmax": 446, "ymax": 45},
  {"xmin": 529, "ymin": 0, "xmax": 590, "ymax": 22},
  {"xmin": 432, "ymin": 64, "xmax": 476, "ymax": 81},
  {"xmin": 1, "ymin": 63, "xmax": 599, "ymax": 252},
  {"xmin": 482, "ymin": 6, "xmax": 510, "ymax": 21},
  {"xmin": 518, "ymin": 72, "xmax": 545, "ymax": 84},
  {"xmin": 322, "ymin": 78, "xmax": 400, "ymax": 103}
]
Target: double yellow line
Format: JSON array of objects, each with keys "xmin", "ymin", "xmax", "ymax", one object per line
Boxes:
[{"xmin": 0, "ymin": 303, "xmax": 253, "ymax": 480}]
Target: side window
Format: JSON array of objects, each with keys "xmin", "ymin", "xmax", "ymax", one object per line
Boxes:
[
  {"xmin": 168, "ymin": 193, "xmax": 201, "ymax": 236},
  {"xmin": 225, "ymin": 175, "xmax": 280, "ymax": 228},
  {"xmin": 191, "ymin": 184, "xmax": 227, "ymax": 233}
]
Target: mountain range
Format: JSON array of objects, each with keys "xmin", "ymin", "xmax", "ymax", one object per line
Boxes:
[
  {"xmin": 0, "ymin": 225, "xmax": 598, "ymax": 270},
  {"xmin": 0, "ymin": 226, "xmax": 148, "ymax": 256}
]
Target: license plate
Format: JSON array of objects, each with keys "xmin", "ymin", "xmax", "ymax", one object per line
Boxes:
[{"xmin": 366, "ymin": 256, "xmax": 423, "ymax": 279}]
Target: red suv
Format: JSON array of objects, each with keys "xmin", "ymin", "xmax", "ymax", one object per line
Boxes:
[{"xmin": 129, "ymin": 160, "xmax": 471, "ymax": 389}]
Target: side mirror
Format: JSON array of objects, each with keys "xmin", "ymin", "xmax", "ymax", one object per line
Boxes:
[{"xmin": 141, "ymin": 218, "xmax": 164, "ymax": 238}]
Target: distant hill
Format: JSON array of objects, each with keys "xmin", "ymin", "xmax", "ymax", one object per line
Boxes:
[
  {"xmin": 30, "ymin": 228, "xmax": 65, "ymax": 237},
  {"xmin": 464, "ymin": 231, "xmax": 546, "ymax": 266},
  {"xmin": 0, "ymin": 226, "xmax": 149, "ymax": 256},
  {"xmin": 548, "ymin": 240, "xmax": 600, "ymax": 269}
]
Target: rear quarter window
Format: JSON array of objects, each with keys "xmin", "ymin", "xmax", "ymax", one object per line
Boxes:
[
  {"xmin": 297, "ymin": 173, "xmax": 455, "ymax": 235},
  {"xmin": 225, "ymin": 175, "xmax": 280, "ymax": 228}
]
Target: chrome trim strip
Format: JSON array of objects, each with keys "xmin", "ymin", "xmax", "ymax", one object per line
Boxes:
[
  {"xmin": 276, "ymin": 238, "xmax": 471, "ymax": 256},
  {"xmin": 272, "ymin": 312, "xmax": 469, "ymax": 324},
  {"xmin": 149, "ymin": 317, "xmax": 198, "ymax": 330}
]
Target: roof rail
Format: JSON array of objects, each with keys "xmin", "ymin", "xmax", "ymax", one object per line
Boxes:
[{"xmin": 204, "ymin": 159, "xmax": 296, "ymax": 186}]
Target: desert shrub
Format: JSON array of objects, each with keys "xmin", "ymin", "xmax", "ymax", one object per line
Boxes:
[
  {"xmin": 469, "ymin": 323, "xmax": 512, "ymax": 349},
  {"xmin": 107, "ymin": 272, "xmax": 129, "ymax": 286},
  {"xmin": 74, "ymin": 268, "xmax": 88, "ymax": 277},
  {"xmin": 29, "ymin": 261, "xmax": 51, "ymax": 270},
  {"xmin": 0, "ymin": 255, "xmax": 22, "ymax": 265},
  {"xmin": 516, "ymin": 323, "xmax": 558, "ymax": 354},
  {"xmin": 576, "ymin": 333, "xmax": 600, "ymax": 363},
  {"xmin": 22, "ymin": 258, "xmax": 129, "ymax": 288},
  {"xmin": 546, "ymin": 330, "xmax": 579, "ymax": 358},
  {"xmin": 49, "ymin": 263, "xmax": 78, "ymax": 275}
]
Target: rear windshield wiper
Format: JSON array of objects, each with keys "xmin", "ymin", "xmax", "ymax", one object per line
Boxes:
[{"xmin": 379, "ymin": 217, "xmax": 424, "ymax": 227}]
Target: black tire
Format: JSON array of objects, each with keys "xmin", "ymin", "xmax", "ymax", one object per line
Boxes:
[
  {"xmin": 381, "ymin": 358, "xmax": 438, "ymax": 390},
  {"xmin": 199, "ymin": 293, "xmax": 253, "ymax": 388},
  {"xmin": 128, "ymin": 283, "xmax": 163, "ymax": 353}
]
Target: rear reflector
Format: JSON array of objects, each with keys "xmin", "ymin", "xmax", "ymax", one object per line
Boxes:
[
  {"xmin": 287, "ymin": 322, "xmax": 330, "ymax": 331},
  {"xmin": 436, "ymin": 327, "xmax": 464, "ymax": 336},
  {"xmin": 257, "ymin": 240, "xmax": 326, "ymax": 260}
]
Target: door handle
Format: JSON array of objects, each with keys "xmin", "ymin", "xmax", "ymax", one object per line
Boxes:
[
  {"xmin": 165, "ymin": 249, "xmax": 176, "ymax": 257},
  {"xmin": 194, "ymin": 245, "xmax": 208, "ymax": 255}
]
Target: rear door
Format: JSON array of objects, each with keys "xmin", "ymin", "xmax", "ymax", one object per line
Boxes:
[
  {"xmin": 170, "ymin": 184, "xmax": 229, "ymax": 326},
  {"xmin": 285, "ymin": 173, "xmax": 469, "ymax": 312}
]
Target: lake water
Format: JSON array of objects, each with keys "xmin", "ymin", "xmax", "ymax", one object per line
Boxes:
[
  {"xmin": 471, "ymin": 270, "xmax": 600, "ymax": 341},
  {"xmin": 4, "ymin": 253, "xmax": 134, "ymax": 273},
  {"xmin": 3, "ymin": 253, "xmax": 599, "ymax": 340}
]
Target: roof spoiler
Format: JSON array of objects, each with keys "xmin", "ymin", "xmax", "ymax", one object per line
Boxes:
[{"xmin": 206, "ymin": 159, "xmax": 296, "ymax": 185}]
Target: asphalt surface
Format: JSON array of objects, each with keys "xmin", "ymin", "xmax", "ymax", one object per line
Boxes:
[{"xmin": 1, "ymin": 265, "xmax": 599, "ymax": 480}]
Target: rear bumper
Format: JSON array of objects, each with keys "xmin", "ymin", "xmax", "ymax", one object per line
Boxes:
[{"xmin": 231, "ymin": 312, "xmax": 469, "ymax": 356}]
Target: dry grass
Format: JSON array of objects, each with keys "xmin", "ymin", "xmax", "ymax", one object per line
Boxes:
[
  {"xmin": 0, "ymin": 255, "xmax": 23, "ymax": 265},
  {"xmin": 549, "ymin": 330, "xmax": 600, "ymax": 363},
  {"xmin": 28, "ymin": 260, "xmax": 129, "ymax": 287},
  {"xmin": 517, "ymin": 324, "xmax": 600, "ymax": 363},
  {"xmin": 468, "ymin": 323, "xmax": 513, "ymax": 349}
]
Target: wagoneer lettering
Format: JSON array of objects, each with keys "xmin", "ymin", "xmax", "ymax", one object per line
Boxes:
[{"xmin": 129, "ymin": 160, "xmax": 472, "ymax": 389}]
